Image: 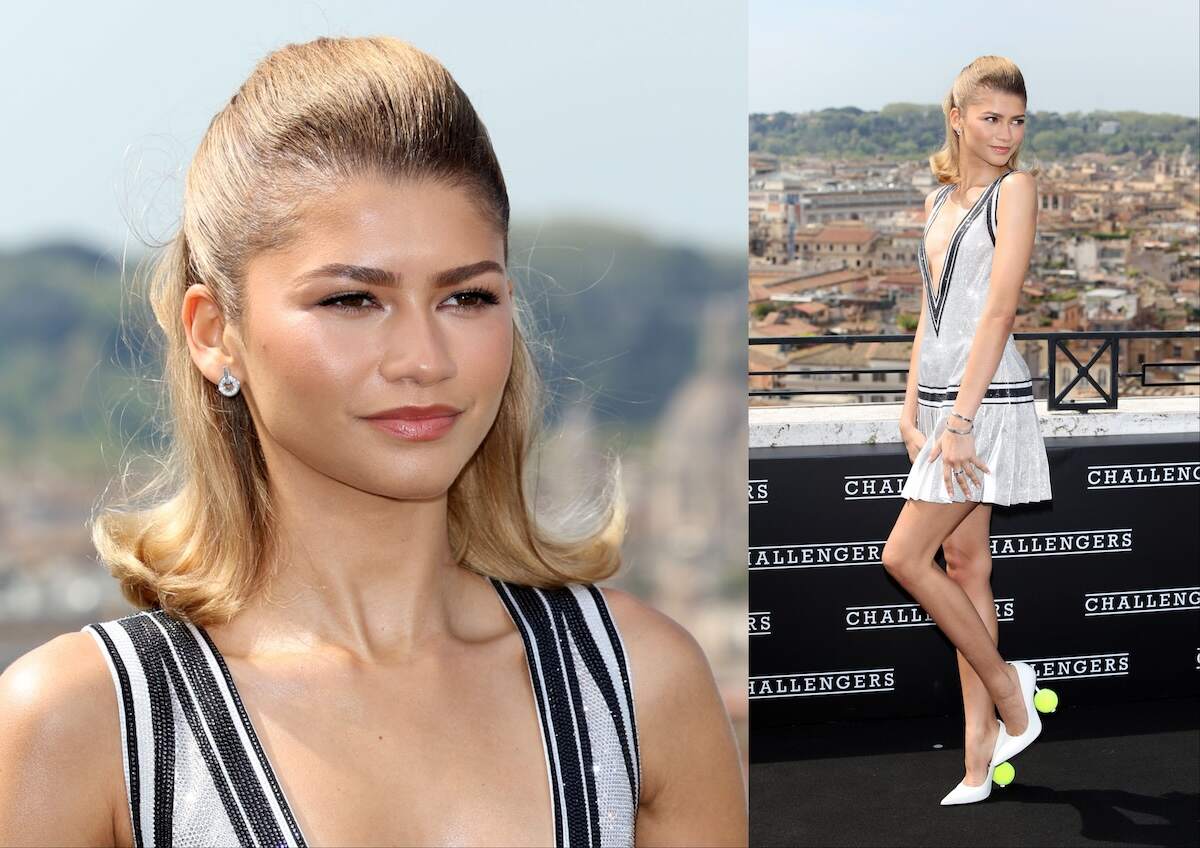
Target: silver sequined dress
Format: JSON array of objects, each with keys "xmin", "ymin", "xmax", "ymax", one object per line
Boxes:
[
  {"xmin": 901, "ymin": 169, "xmax": 1053, "ymax": 506},
  {"xmin": 83, "ymin": 579, "xmax": 641, "ymax": 847}
]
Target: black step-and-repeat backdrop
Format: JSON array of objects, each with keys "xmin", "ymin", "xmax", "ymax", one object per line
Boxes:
[{"xmin": 749, "ymin": 431, "xmax": 1200, "ymax": 729}]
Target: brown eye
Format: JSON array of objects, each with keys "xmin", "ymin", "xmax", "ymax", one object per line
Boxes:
[
  {"xmin": 442, "ymin": 288, "xmax": 501, "ymax": 311},
  {"xmin": 320, "ymin": 292, "xmax": 378, "ymax": 312}
]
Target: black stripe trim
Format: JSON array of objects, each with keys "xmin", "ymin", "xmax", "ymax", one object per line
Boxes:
[
  {"xmin": 193, "ymin": 624, "xmax": 307, "ymax": 847},
  {"xmin": 506, "ymin": 583, "xmax": 592, "ymax": 846},
  {"xmin": 918, "ymin": 384, "xmax": 1034, "ymax": 402},
  {"xmin": 491, "ymin": 578, "xmax": 566, "ymax": 847},
  {"xmin": 585, "ymin": 585, "xmax": 642, "ymax": 804},
  {"xmin": 549, "ymin": 589, "xmax": 639, "ymax": 807},
  {"xmin": 987, "ymin": 170, "xmax": 1017, "ymax": 245},
  {"xmin": 149, "ymin": 611, "xmax": 288, "ymax": 847},
  {"xmin": 550, "ymin": 598, "xmax": 602, "ymax": 845},
  {"xmin": 86, "ymin": 623, "xmax": 145, "ymax": 848},
  {"xmin": 119, "ymin": 615, "xmax": 254, "ymax": 846},
  {"xmin": 137, "ymin": 626, "xmax": 176, "ymax": 844}
]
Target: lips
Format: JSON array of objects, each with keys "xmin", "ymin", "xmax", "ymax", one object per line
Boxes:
[
  {"xmin": 990, "ymin": 146, "xmax": 1011, "ymax": 153},
  {"xmin": 363, "ymin": 404, "xmax": 462, "ymax": 442},
  {"xmin": 365, "ymin": 404, "xmax": 462, "ymax": 420}
]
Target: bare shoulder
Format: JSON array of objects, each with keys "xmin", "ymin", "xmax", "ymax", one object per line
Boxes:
[
  {"xmin": 0, "ymin": 631, "xmax": 124, "ymax": 845},
  {"xmin": 999, "ymin": 170, "xmax": 1038, "ymax": 212},
  {"xmin": 596, "ymin": 586, "xmax": 715, "ymax": 702},
  {"xmin": 596, "ymin": 586, "xmax": 745, "ymax": 844},
  {"xmin": 923, "ymin": 185, "xmax": 944, "ymax": 213}
]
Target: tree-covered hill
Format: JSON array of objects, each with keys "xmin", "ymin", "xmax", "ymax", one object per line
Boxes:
[{"xmin": 750, "ymin": 104, "xmax": 1200, "ymax": 160}]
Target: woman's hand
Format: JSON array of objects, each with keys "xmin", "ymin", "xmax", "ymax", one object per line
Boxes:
[
  {"xmin": 900, "ymin": 423, "xmax": 927, "ymax": 464},
  {"xmin": 929, "ymin": 427, "xmax": 991, "ymax": 499}
]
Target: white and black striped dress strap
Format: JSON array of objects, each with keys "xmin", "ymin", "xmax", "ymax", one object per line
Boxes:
[
  {"xmin": 489, "ymin": 578, "xmax": 642, "ymax": 848},
  {"xmin": 83, "ymin": 610, "xmax": 306, "ymax": 848}
]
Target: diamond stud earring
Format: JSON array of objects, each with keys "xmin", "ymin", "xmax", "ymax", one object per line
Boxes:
[{"xmin": 217, "ymin": 366, "xmax": 241, "ymax": 397}]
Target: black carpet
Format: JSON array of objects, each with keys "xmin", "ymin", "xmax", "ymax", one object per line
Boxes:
[{"xmin": 750, "ymin": 697, "xmax": 1199, "ymax": 847}]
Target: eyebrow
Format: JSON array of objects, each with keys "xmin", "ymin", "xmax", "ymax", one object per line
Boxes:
[
  {"xmin": 981, "ymin": 111, "xmax": 1026, "ymax": 118},
  {"xmin": 294, "ymin": 259, "xmax": 505, "ymax": 288}
]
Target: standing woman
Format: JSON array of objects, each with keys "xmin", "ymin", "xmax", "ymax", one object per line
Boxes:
[
  {"xmin": 0, "ymin": 37, "xmax": 747, "ymax": 846},
  {"xmin": 887, "ymin": 56, "xmax": 1054, "ymax": 806}
]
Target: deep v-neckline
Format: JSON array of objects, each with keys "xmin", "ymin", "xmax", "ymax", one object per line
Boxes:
[
  {"xmin": 189, "ymin": 584, "xmax": 561, "ymax": 848},
  {"xmin": 919, "ymin": 171, "xmax": 1009, "ymax": 334},
  {"xmin": 922, "ymin": 176, "xmax": 994, "ymax": 297}
]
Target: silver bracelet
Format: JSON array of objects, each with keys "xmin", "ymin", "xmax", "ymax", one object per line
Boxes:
[
  {"xmin": 945, "ymin": 421, "xmax": 973, "ymax": 435},
  {"xmin": 949, "ymin": 410, "xmax": 974, "ymax": 424}
]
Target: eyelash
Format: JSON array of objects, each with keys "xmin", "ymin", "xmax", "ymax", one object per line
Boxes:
[
  {"xmin": 319, "ymin": 288, "xmax": 501, "ymax": 314},
  {"xmin": 985, "ymin": 117, "xmax": 1025, "ymax": 124}
]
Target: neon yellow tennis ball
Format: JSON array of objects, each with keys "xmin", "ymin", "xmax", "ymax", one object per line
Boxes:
[
  {"xmin": 993, "ymin": 762, "xmax": 1015, "ymax": 786},
  {"xmin": 1035, "ymin": 688, "xmax": 1058, "ymax": 713}
]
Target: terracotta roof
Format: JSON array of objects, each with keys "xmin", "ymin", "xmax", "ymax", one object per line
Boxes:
[
  {"xmin": 796, "ymin": 227, "xmax": 880, "ymax": 245},
  {"xmin": 878, "ymin": 272, "xmax": 923, "ymax": 288},
  {"xmin": 762, "ymin": 268, "xmax": 869, "ymax": 293}
]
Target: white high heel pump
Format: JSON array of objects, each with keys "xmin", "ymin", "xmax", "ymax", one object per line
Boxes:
[
  {"xmin": 992, "ymin": 661, "xmax": 1043, "ymax": 765},
  {"xmin": 939, "ymin": 717, "xmax": 1006, "ymax": 806}
]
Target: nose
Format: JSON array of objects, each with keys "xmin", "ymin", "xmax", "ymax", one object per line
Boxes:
[{"xmin": 377, "ymin": 304, "xmax": 457, "ymax": 385}]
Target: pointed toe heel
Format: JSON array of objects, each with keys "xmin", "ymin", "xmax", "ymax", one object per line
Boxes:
[
  {"xmin": 940, "ymin": 717, "xmax": 1006, "ymax": 806},
  {"xmin": 940, "ymin": 768, "xmax": 995, "ymax": 806}
]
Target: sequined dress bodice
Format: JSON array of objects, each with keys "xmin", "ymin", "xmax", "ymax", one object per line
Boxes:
[{"xmin": 83, "ymin": 579, "xmax": 641, "ymax": 847}]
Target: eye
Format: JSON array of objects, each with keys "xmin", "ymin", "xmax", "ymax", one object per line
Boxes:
[
  {"xmin": 442, "ymin": 288, "xmax": 501, "ymax": 312},
  {"xmin": 319, "ymin": 291, "xmax": 379, "ymax": 313}
]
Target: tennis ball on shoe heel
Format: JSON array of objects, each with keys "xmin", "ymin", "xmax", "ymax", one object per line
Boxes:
[
  {"xmin": 993, "ymin": 761, "xmax": 1015, "ymax": 786},
  {"xmin": 1034, "ymin": 688, "xmax": 1058, "ymax": 713}
]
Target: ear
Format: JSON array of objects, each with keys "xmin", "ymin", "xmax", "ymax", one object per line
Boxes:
[{"xmin": 182, "ymin": 284, "xmax": 241, "ymax": 388}]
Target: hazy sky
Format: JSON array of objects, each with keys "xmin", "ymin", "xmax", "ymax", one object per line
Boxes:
[
  {"xmin": 751, "ymin": 0, "xmax": 1200, "ymax": 116},
  {"xmin": 1, "ymin": 0, "xmax": 747, "ymax": 253}
]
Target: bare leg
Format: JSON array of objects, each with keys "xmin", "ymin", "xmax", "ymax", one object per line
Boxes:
[
  {"xmin": 881, "ymin": 498, "xmax": 1028, "ymax": 736},
  {"xmin": 942, "ymin": 502, "xmax": 999, "ymax": 786}
]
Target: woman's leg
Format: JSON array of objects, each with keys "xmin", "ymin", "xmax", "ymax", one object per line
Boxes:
[
  {"xmin": 942, "ymin": 502, "xmax": 999, "ymax": 785},
  {"xmin": 881, "ymin": 498, "xmax": 1028, "ymax": 736}
]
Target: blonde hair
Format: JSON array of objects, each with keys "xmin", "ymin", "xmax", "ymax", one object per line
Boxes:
[
  {"xmin": 930, "ymin": 55, "xmax": 1040, "ymax": 184},
  {"xmin": 91, "ymin": 36, "xmax": 626, "ymax": 626}
]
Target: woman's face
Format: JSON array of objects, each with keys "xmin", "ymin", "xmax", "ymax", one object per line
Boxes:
[
  {"xmin": 953, "ymin": 89, "xmax": 1026, "ymax": 169},
  {"xmin": 194, "ymin": 177, "xmax": 514, "ymax": 501}
]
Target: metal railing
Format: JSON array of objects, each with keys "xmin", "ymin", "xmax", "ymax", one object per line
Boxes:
[{"xmin": 749, "ymin": 330, "xmax": 1200, "ymax": 411}]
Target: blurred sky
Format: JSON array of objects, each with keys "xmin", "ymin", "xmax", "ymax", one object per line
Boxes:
[
  {"xmin": 752, "ymin": 0, "xmax": 1200, "ymax": 116},
  {"xmin": 0, "ymin": 0, "xmax": 747, "ymax": 253}
]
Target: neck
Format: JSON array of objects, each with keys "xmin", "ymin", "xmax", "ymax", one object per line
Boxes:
[
  {"xmin": 208, "ymin": 440, "xmax": 495, "ymax": 665},
  {"xmin": 957, "ymin": 151, "xmax": 1007, "ymax": 190}
]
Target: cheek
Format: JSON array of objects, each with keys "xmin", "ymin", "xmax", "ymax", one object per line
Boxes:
[
  {"xmin": 459, "ymin": 314, "xmax": 514, "ymax": 394},
  {"xmin": 249, "ymin": 314, "xmax": 364, "ymax": 412}
]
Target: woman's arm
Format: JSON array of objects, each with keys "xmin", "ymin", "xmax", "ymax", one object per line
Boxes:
[
  {"xmin": 949, "ymin": 172, "xmax": 1038, "ymax": 422},
  {"xmin": 600, "ymin": 587, "xmax": 747, "ymax": 846},
  {"xmin": 0, "ymin": 633, "xmax": 125, "ymax": 846}
]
